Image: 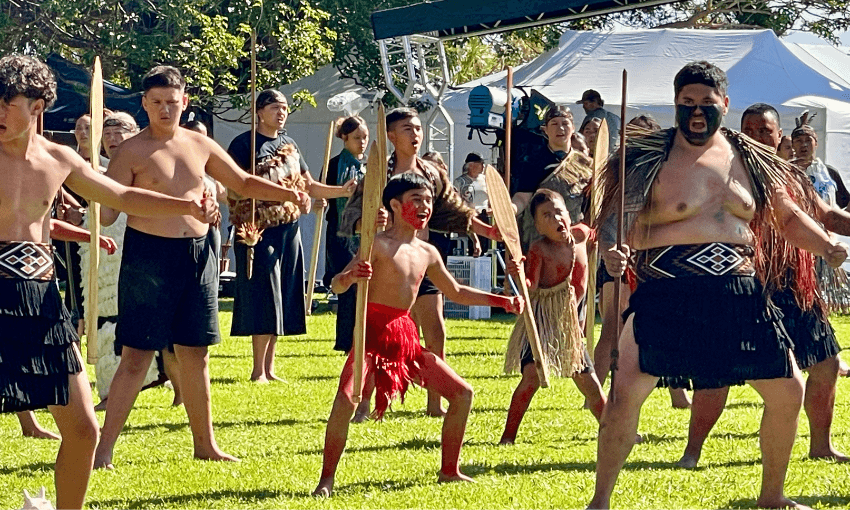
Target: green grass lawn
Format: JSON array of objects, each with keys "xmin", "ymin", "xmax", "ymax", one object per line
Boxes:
[{"xmin": 2, "ymin": 300, "xmax": 849, "ymax": 509}]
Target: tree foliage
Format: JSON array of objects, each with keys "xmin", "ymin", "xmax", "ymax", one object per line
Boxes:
[{"xmin": 0, "ymin": 0, "xmax": 335, "ymax": 112}]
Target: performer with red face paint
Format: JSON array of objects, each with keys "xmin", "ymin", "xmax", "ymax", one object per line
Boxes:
[
  {"xmin": 312, "ymin": 173, "xmax": 523, "ymax": 497},
  {"xmin": 340, "ymin": 107, "xmax": 501, "ymax": 417}
]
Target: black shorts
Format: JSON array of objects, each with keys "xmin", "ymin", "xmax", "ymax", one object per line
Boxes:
[
  {"xmin": 116, "ymin": 227, "xmax": 220, "ymax": 352},
  {"xmin": 416, "ymin": 231, "xmax": 449, "ymax": 298}
]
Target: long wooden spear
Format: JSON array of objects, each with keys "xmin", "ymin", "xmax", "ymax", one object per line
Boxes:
[
  {"xmin": 247, "ymin": 29, "xmax": 258, "ymax": 280},
  {"xmin": 352, "ymin": 103, "xmax": 388, "ymax": 403},
  {"xmin": 85, "ymin": 57, "xmax": 104, "ymax": 364},
  {"xmin": 609, "ymin": 70, "xmax": 627, "ymax": 398},
  {"xmin": 585, "ymin": 119, "xmax": 609, "ymax": 359},
  {"xmin": 305, "ymin": 121, "xmax": 335, "ymax": 314}
]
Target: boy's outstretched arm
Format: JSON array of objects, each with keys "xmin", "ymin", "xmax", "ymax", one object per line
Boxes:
[
  {"xmin": 331, "ymin": 257, "xmax": 372, "ymax": 295},
  {"xmin": 50, "ymin": 219, "xmax": 118, "ymax": 254},
  {"xmin": 426, "ymin": 246, "xmax": 523, "ymax": 314}
]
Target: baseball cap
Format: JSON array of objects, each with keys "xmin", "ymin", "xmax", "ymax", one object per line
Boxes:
[{"xmin": 576, "ymin": 89, "xmax": 602, "ymax": 104}]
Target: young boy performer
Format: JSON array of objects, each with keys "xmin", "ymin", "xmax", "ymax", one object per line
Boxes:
[
  {"xmin": 500, "ymin": 189, "xmax": 606, "ymax": 445},
  {"xmin": 590, "ymin": 61, "xmax": 847, "ymax": 510},
  {"xmin": 340, "ymin": 108, "xmax": 501, "ymax": 416},
  {"xmin": 0, "ymin": 54, "xmax": 217, "ymax": 510},
  {"xmin": 94, "ymin": 65, "xmax": 311, "ymax": 469},
  {"xmin": 312, "ymin": 173, "xmax": 523, "ymax": 497}
]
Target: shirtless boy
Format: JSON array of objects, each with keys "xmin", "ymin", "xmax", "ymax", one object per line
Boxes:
[
  {"xmin": 312, "ymin": 173, "xmax": 522, "ymax": 497},
  {"xmin": 0, "ymin": 54, "xmax": 216, "ymax": 509},
  {"xmin": 500, "ymin": 189, "xmax": 606, "ymax": 445},
  {"xmin": 94, "ymin": 65, "xmax": 310, "ymax": 469},
  {"xmin": 590, "ymin": 61, "xmax": 848, "ymax": 509},
  {"xmin": 340, "ymin": 108, "xmax": 500, "ymax": 416}
]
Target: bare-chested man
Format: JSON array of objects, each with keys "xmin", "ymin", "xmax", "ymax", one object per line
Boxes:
[
  {"xmin": 0, "ymin": 54, "xmax": 217, "ymax": 510},
  {"xmin": 677, "ymin": 103, "xmax": 850, "ymax": 469},
  {"xmin": 589, "ymin": 61, "xmax": 848, "ymax": 509},
  {"xmin": 93, "ymin": 66, "xmax": 310, "ymax": 469}
]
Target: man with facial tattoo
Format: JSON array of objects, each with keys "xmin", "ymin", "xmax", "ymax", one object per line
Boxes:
[{"xmin": 588, "ymin": 61, "xmax": 848, "ymax": 510}]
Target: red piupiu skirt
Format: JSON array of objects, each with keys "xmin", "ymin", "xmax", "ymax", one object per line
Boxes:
[{"xmin": 364, "ymin": 302, "xmax": 423, "ymax": 419}]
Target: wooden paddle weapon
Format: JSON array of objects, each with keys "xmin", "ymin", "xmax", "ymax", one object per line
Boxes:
[
  {"xmin": 85, "ymin": 56, "xmax": 104, "ymax": 364},
  {"xmin": 485, "ymin": 164, "xmax": 550, "ymax": 388},
  {"xmin": 584, "ymin": 119, "xmax": 609, "ymax": 360},
  {"xmin": 352, "ymin": 103, "xmax": 388, "ymax": 403},
  {"xmin": 305, "ymin": 121, "xmax": 335, "ymax": 314},
  {"xmin": 609, "ymin": 70, "xmax": 628, "ymax": 399}
]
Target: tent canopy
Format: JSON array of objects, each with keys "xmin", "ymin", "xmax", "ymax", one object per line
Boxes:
[{"xmin": 370, "ymin": 0, "xmax": 676, "ymax": 41}]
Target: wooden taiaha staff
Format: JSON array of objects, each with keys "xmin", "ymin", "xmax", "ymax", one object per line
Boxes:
[
  {"xmin": 609, "ymin": 70, "xmax": 628, "ymax": 398},
  {"xmin": 247, "ymin": 29, "xmax": 258, "ymax": 280},
  {"xmin": 504, "ymin": 66, "xmax": 513, "ymax": 188},
  {"xmin": 305, "ymin": 121, "xmax": 335, "ymax": 315},
  {"xmin": 85, "ymin": 57, "xmax": 104, "ymax": 364},
  {"xmin": 584, "ymin": 119, "xmax": 609, "ymax": 359},
  {"xmin": 352, "ymin": 103, "xmax": 388, "ymax": 403},
  {"xmin": 485, "ymin": 164, "xmax": 550, "ymax": 388}
]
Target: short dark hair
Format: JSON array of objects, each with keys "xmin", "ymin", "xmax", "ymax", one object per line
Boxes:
[
  {"xmin": 382, "ymin": 172, "xmax": 433, "ymax": 212},
  {"xmin": 627, "ymin": 114, "xmax": 662, "ymax": 132},
  {"xmin": 142, "ymin": 66, "xmax": 185, "ymax": 93},
  {"xmin": 335, "ymin": 115, "xmax": 366, "ymax": 138},
  {"xmin": 674, "ymin": 61, "xmax": 728, "ymax": 100},
  {"xmin": 543, "ymin": 105, "xmax": 573, "ymax": 125},
  {"xmin": 0, "ymin": 54, "xmax": 57, "ymax": 109},
  {"xmin": 386, "ymin": 107, "xmax": 418, "ymax": 131},
  {"xmin": 529, "ymin": 189, "xmax": 566, "ymax": 220},
  {"xmin": 741, "ymin": 103, "xmax": 780, "ymax": 128},
  {"xmin": 256, "ymin": 89, "xmax": 287, "ymax": 111}
]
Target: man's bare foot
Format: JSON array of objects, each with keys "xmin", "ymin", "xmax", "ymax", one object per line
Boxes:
[
  {"xmin": 22, "ymin": 426, "xmax": 60, "ymax": 440},
  {"xmin": 267, "ymin": 372, "xmax": 284, "ymax": 382},
  {"xmin": 93, "ymin": 455, "xmax": 115, "ymax": 470},
  {"xmin": 426, "ymin": 407, "xmax": 447, "ymax": 417},
  {"xmin": 437, "ymin": 471, "xmax": 474, "ymax": 483},
  {"xmin": 498, "ymin": 434, "xmax": 515, "ymax": 445},
  {"xmin": 194, "ymin": 449, "xmax": 240, "ymax": 462},
  {"xmin": 809, "ymin": 448, "xmax": 850, "ymax": 462},
  {"xmin": 94, "ymin": 399, "xmax": 108, "ymax": 412},
  {"xmin": 676, "ymin": 452, "xmax": 699, "ymax": 469},
  {"xmin": 756, "ymin": 497, "xmax": 813, "ymax": 509},
  {"xmin": 251, "ymin": 375, "xmax": 269, "ymax": 384},
  {"xmin": 312, "ymin": 478, "xmax": 334, "ymax": 497}
]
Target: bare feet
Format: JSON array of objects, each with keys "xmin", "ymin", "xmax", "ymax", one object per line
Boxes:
[
  {"xmin": 756, "ymin": 497, "xmax": 813, "ymax": 509},
  {"xmin": 498, "ymin": 434, "xmax": 515, "ymax": 445},
  {"xmin": 194, "ymin": 448, "xmax": 240, "ymax": 462},
  {"xmin": 351, "ymin": 401, "xmax": 371, "ymax": 423},
  {"xmin": 809, "ymin": 448, "xmax": 850, "ymax": 462},
  {"xmin": 93, "ymin": 455, "xmax": 115, "ymax": 470},
  {"xmin": 312, "ymin": 477, "xmax": 334, "ymax": 497},
  {"xmin": 426, "ymin": 407, "xmax": 447, "ymax": 417},
  {"xmin": 94, "ymin": 399, "xmax": 108, "ymax": 412},
  {"xmin": 21, "ymin": 425, "xmax": 60, "ymax": 440},
  {"xmin": 437, "ymin": 471, "xmax": 474, "ymax": 483},
  {"xmin": 250, "ymin": 375, "xmax": 269, "ymax": 384},
  {"xmin": 267, "ymin": 372, "xmax": 285, "ymax": 382},
  {"xmin": 676, "ymin": 452, "xmax": 699, "ymax": 469}
]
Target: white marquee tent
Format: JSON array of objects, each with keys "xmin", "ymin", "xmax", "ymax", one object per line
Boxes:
[{"xmin": 212, "ymin": 28, "xmax": 850, "ymax": 278}]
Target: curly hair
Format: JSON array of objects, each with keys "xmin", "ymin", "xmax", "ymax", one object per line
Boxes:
[
  {"xmin": 674, "ymin": 61, "xmax": 728, "ymax": 101},
  {"xmin": 0, "ymin": 54, "xmax": 57, "ymax": 109}
]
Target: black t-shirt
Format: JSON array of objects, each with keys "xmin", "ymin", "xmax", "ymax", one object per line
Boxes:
[
  {"xmin": 514, "ymin": 143, "xmax": 566, "ymax": 194},
  {"xmin": 227, "ymin": 130, "xmax": 309, "ymax": 173}
]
